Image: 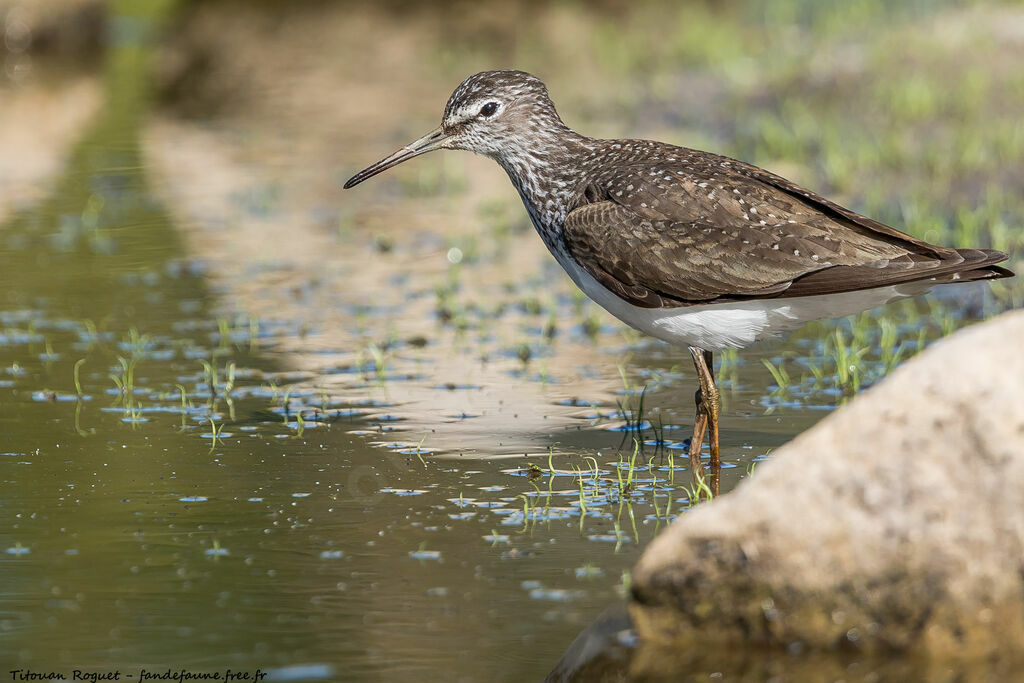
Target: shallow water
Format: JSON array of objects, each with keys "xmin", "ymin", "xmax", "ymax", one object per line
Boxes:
[{"xmin": 2, "ymin": 2, "xmax": 1021, "ymax": 681}]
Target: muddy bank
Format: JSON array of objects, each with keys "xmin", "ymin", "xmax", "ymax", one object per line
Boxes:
[{"xmin": 0, "ymin": 0, "xmax": 105, "ymax": 59}]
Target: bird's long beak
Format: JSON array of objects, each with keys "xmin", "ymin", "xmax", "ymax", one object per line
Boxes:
[{"xmin": 343, "ymin": 125, "xmax": 448, "ymax": 189}]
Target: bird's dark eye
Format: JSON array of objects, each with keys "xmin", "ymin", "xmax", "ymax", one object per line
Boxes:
[{"xmin": 479, "ymin": 102, "xmax": 498, "ymax": 117}]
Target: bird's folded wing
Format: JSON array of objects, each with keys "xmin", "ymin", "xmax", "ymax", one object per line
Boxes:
[
  {"xmin": 563, "ymin": 163, "xmax": 993, "ymax": 308},
  {"xmin": 724, "ymin": 156, "xmax": 960, "ymax": 259},
  {"xmin": 563, "ymin": 201, "xmax": 813, "ymax": 306}
]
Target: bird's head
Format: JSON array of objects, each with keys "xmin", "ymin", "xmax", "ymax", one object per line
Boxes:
[{"xmin": 344, "ymin": 70, "xmax": 562, "ymax": 189}]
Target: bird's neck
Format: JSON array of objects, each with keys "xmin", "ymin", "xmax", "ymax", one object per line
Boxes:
[{"xmin": 493, "ymin": 126, "xmax": 597, "ymax": 253}]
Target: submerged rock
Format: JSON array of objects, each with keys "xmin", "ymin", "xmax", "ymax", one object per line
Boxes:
[{"xmin": 630, "ymin": 308, "xmax": 1024, "ymax": 662}]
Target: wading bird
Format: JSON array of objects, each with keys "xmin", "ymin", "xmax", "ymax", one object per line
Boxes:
[{"xmin": 344, "ymin": 70, "xmax": 1012, "ymax": 487}]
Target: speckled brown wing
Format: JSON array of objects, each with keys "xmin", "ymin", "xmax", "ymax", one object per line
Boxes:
[
  {"xmin": 564, "ymin": 158, "xmax": 1010, "ymax": 308},
  {"xmin": 563, "ymin": 200, "xmax": 819, "ymax": 306}
]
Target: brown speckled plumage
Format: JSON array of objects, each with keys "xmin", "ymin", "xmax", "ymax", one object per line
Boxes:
[
  {"xmin": 348, "ymin": 70, "xmax": 1010, "ymax": 308},
  {"xmin": 564, "ymin": 146, "xmax": 1011, "ymax": 307},
  {"xmin": 344, "ymin": 69, "xmax": 1014, "ymax": 485}
]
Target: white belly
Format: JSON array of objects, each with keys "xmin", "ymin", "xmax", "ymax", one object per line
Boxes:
[{"xmin": 556, "ymin": 253, "xmax": 934, "ymax": 351}]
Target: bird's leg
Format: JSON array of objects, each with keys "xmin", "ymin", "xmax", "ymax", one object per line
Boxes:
[
  {"xmin": 701, "ymin": 349, "xmax": 721, "ymax": 471},
  {"xmin": 688, "ymin": 347, "xmax": 721, "ymax": 496},
  {"xmin": 702, "ymin": 349, "xmax": 721, "ymax": 497},
  {"xmin": 688, "ymin": 384, "xmax": 708, "ymax": 479},
  {"xmin": 687, "ymin": 347, "xmax": 709, "ymax": 486}
]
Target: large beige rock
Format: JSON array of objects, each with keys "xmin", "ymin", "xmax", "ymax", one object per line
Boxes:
[{"xmin": 630, "ymin": 308, "xmax": 1024, "ymax": 662}]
